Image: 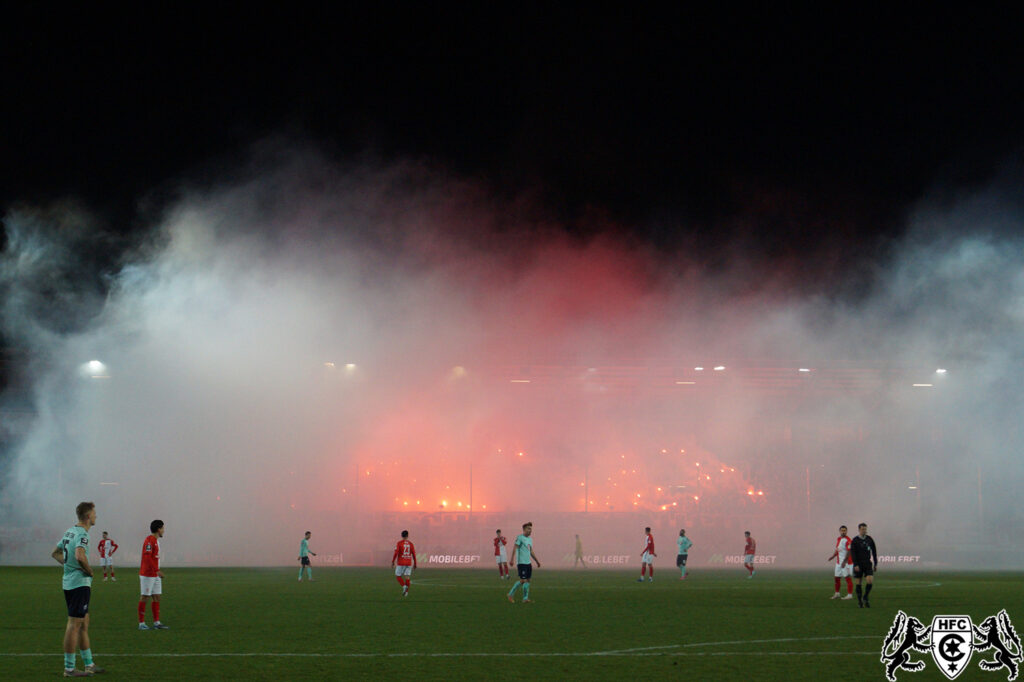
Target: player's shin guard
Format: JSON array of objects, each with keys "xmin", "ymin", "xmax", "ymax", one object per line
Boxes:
[
  {"xmin": 508, "ymin": 581, "xmax": 521, "ymax": 597},
  {"xmin": 864, "ymin": 583, "xmax": 872, "ymax": 597},
  {"xmin": 640, "ymin": 564, "xmax": 647, "ymax": 577},
  {"xmin": 523, "ymin": 582, "xmax": 530, "ymax": 600},
  {"xmin": 649, "ymin": 566, "xmax": 653, "ymax": 577},
  {"xmin": 137, "ymin": 600, "xmax": 146, "ymax": 623},
  {"xmin": 846, "ymin": 577, "xmax": 853, "ymax": 594},
  {"xmin": 152, "ymin": 601, "xmax": 160, "ymax": 622},
  {"xmin": 396, "ymin": 576, "xmax": 405, "ymax": 586},
  {"xmin": 834, "ymin": 577, "xmax": 840, "ymax": 592},
  {"xmin": 855, "ymin": 584, "xmax": 862, "ymax": 599}
]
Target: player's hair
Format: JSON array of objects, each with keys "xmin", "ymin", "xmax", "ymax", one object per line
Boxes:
[
  {"xmin": 305, "ymin": 530, "xmax": 311, "ymax": 536},
  {"xmin": 839, "ymin": 525, "xmax": 847, "ymax": 530},
  {"xmin": 522, "ymin": 521, "xmax": 532, "ymax": 529},
  {"xmin": 858, "ymin": 523, "xmax": 867, "ymax": 529},
  {"xmin": 645, "ymin": 527, "xmax": 651, "ymax": 533},
  {"xmin": 744, "ymin": 530, "xmax": 750, "ymax": 536},
  {"xmin": 150, "ymin": 519, "xmax": 164, "ymax": 533},
  {"xmin": 76, "ymin": 501, "xmax": 95, "ymax": 520},
  {"xmin": 680, "ymin": 529, "xmax": 685, "ymax": 535},
  {"xmin": 496, "ymin": 529, "xmax": 501, "ymax": 534},
  {"xmin": 102, "ymin": 530, "xmax": 108, "ymax": 535},
  {"xmin": 401, "ymin": 530, "xmax": 409, "ymax": 538}
]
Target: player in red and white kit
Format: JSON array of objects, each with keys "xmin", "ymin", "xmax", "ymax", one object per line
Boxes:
[
  {"xmin": 494, "ymin": 529, "xmax": 509, "ymax": 579},
  {"xmin": 743, "ymin": 531, "xmax": 756, "ymax": 578},
  {"xmin": 827, "ymin": 525, "xmax": 855, "ymax": 600},
  {"xmin": 391, "ymin": 530, "xmax": 417, "ymax": 597},
  {"xmin": 637, "ymin": 527, "xmax": 656, "ymax": 582},
  {"xmin": 98, "ymin": 531, "xmax": 119, "ymax": 581},
  {"xmin": 138, "ymin": 520, "xmax": 169, "ymax": 630}
]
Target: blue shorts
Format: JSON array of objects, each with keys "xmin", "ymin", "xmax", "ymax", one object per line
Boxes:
[{"xmin": 517, "ymin": 563, "xmax": 532, "ymax": 580}]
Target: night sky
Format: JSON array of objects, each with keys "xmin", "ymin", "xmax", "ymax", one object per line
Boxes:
[{"xmin": 3, "ymin": 6, "xmax": 1024, "ymax": 259}]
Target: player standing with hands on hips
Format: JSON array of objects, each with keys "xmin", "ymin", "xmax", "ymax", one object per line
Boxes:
[{"xmin": 52, "ymin": 501, "xmax": 105, "ymax": 677}]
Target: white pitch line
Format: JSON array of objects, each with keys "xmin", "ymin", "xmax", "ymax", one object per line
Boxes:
[
  {"xmin": 0, "ymin": 635, "xmax": 885, "ymax": 659},
  {"xmin": 0, "ymin": 651, "xmax": 882, "ymax": 658}
]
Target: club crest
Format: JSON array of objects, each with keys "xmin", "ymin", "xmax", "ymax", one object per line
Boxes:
[
  {"xmin": 931, "ymin": 616, "xmax": 973, "ymax": 679},
  {"xmin": 881, "ymin": 610, "xmax": 1022, "ymax": 681}
]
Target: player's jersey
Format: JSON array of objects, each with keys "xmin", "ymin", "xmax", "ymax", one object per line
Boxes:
[
  {"xmin": 642, "ymin": 534, "xmax": 655, "ymax": 555},
  {"xmin": 140, "ymin": 534, "xmax": 161, "ymax": 577},
  {"xmin": 98, "ymin": 537, "xmax": 118, "ymax": 558},
  {"xmin": 494, "ymin": 536, "xmax": 507, "ymax": 556},
  {"xmin": 393, "ymin": 539, "xmax": 416, "ymax": 566},
  {"xmin": 677, "ymin": 536, "xmax": 692, "ymax": 554},
  {"xmin": 514, "ymin": 534, "xmax": 533, "ymax": 564},
  {"xmin": 744, "ymin": 537, "xmax": 756, "ymax": 555},
  {"xmin": 57, "ymin": 525, "xmax": 92, "ymax": 590},
  {"xmin": 299, "ymin": 538, "xmax": 311, "ymax": 557},
  {"xmin": 835, "ymin": 535, "xmax": 853, "ymax": 565},
  {"xmin": 851, "ymin": 534, "xmax": 877, "ymax": 565}
]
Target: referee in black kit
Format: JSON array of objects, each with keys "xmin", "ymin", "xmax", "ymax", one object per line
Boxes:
[{"xmin": 850, "ymin": 522, "xmax": 878, "ymax": 608}]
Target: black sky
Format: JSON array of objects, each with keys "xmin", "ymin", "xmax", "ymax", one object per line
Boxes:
[{"xmin": 3, "ymin": 6, "xmax": 1024, "ymax": 255}]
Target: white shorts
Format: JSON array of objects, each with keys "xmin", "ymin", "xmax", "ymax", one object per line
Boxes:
[
  {"xmin": 100, "ymin": 557, "xmax": 114, "ymax": 567},
  {"xmin": 139, "ymin": 575, "xmax": 162, "ymax": 596},
  {"xmin": 394, "ymin": 565, "xmax": 413, "ymax": 577},
  {"xmin": 641, "ymin": 552, "xmax": 654, "ymax": 564},
  {"xmin": 834, "ymin": 564, "xmax": 852, "ymax": 578},
  {"xmin": 495, "ymin": 552, "xmax": 507, "ymax": 564},
  {"xmin": 744, "ymin": 554, "xmax": 755, "ymax": 565}
]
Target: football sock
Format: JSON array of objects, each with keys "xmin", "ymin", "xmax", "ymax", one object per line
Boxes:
[
  {"xmin": 64, "ymin": 653, "xmax": 75, "ymax": 669},
  {"xmin": 152, "ymin": 601, "xmax": 160, "ymax": 622},
  {"xmin": 523, "ymin": 582, "xmax": 530, "ymax": 599},
  {"xmin": 508, "ymin": 582, "xmax": 521, "ymax": 597},
  {"xmin": 396, "ymin": 576, "xmax": 405, "ymax": 587},
  {"xmin": 81, "ymin": 649, "xmax": 93, "ymax": 667},
  {"xmin": 856, "ymin": 584, "xmax": 863, "ymax": 599},
  {"xmin": 298, "ymin": 566, "xmax": 303, "ymax": 578},
  {"xmin": 864, "ymin": 583, "xmax": 872, "ymax": 598},
  {"xmin": 846, "ymin": 577, "xmax": 853, "ymax": 594},
  {"xmin": 138, "ymin": 600, "xmax": 146, "ymax": 623},
  {"xmin": 640, "ymin": 565, "xmax": 647, "ymax": 577},
  {"xmin": 834, "ymin": 577, "xmax": 840, "ymax": 592},
  {"xmin": 306, "ymin": 567, "xmax": 313, "ymax": 580},
  {"xmin": 649, "ymin": 566, "xmax": 654, "ymax": 577},
  {"xmin": 680, "ymin": 566, "xmax": 686, "ymax": 577}
]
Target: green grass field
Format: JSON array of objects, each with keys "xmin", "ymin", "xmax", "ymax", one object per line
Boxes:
[{"xmin": 2, "ymin": 566, "xmax": 1021, "ymax": 680}]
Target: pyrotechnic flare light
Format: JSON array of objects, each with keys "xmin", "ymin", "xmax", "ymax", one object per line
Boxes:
[
  {"xmin": 913, "ymin": 383, "xmax": 933, "ymax": 387},
  {"xmin": 713, "ymin": 366, "xmax": 725, "ymax": 371},
  {"xmin": 694, "ymin": 366, "xmax": 704, "ymax": 371},
  {"xmin": 936, "ymin": 368, "xmax": 947, "ymax": 374},
  {"xmin": 798, "ymin": 368, "xmax": 811, "ymax": 372}
]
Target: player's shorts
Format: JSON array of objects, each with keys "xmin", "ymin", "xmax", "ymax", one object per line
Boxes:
[
  {"xmin": 139, "ymin": 575, "xmax": 162, "ymax": 596},
  {"xmin": 495, "ymin": 551, "xmax": 507, "ymax": 564},
  {"xmin": 300, "ymin": 556, "xmax": 311, "ymax": 566},
  {"xmin": 641, "ymin": 551, "xmax": 654, "ymax": 564},
  {"xmin": 853, "ymin": 562, "xmax": 873, "ymax": 577},
  {"xmin": 395, "ymin": 565, "xmax": 413, "ymax": 577},
  {"xmin": 64, "ymin": 586, "xmax": 91, "ymax": 618},
  {"xmin": 834, "ymin": 563, "xmax": 852, "ymax": 578},
  {"xmin": 517, "ymin": 563, "xmax": 532, "ymax": 580},
  {"xmin": 676, "ymin": 553, "xmax": 688, "ymax": 567},
  {"xmin": 743, "ymin": 554, "xmax": 755, "ymax": 565},
  {"xmin": 100, "ymin": 556, "xmax": 114, "ymax": 567}
]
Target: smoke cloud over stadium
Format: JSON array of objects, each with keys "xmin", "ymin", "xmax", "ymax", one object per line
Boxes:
[{"xmin": 1, "ymin": 145, "xmax": 1022, "ymax": 567}]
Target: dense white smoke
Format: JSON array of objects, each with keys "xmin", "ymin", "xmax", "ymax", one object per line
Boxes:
[{"xmin": 1, "ymin": 147, "xmax": 1021, "ymax": 567}]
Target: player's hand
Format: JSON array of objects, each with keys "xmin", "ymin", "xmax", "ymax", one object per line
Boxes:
[
  {"xmin": 536, "ymin": 561, "xmax": 541, "ymax": 568},
  {"xmin": 157, "ymin": 570, "xmax": 164, "ymax": 578},
  {"xmin": 853, "ymin": 565, "xmax": 860, "ymax": 574}
]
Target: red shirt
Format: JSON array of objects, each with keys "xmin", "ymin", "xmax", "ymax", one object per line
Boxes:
[
  {"xmin": 642, "ymin": 534, "xmax": 655, "ymax": 554},
  {"xmin": 98, "ymin": 538, "xmax": 118, "ymax": 558},
  {"xmin": 393, "ymin": 540, "xmax": 416, "ymax": 567},
  {"xmin": 745, "ymin": 537, "xmax": 756, "ymax": 555},
  {"xmin": 140, "ymin": 534, "xmax": 160, "ymax": 577},
  {"xmin": 835, "ymin": 535, "xmax": 853, "ymax": 565},
  {"xmin": 494, "ymin": 536, "xmax": 507, "ymax": 555}
]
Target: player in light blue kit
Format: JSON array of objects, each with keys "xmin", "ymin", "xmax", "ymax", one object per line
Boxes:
[
  {"xmin": 50, "ymin": 501, "xmax": 105, "ymax": 677},
  {"xmin": 507, "ymin": 522, "xmax": 541, "ymax": 603},
  {"xmin": 676, "ymin": 529, "xmax": 693, "ymax": 580},
  {"xmin": 298, "ymin": 531, "xmax": 317, "ymax": 581}
]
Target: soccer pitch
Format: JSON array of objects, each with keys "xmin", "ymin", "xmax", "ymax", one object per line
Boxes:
[{"xmin": 3, "ymin": 567, "xmax": 1020, "ymax": 680}]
